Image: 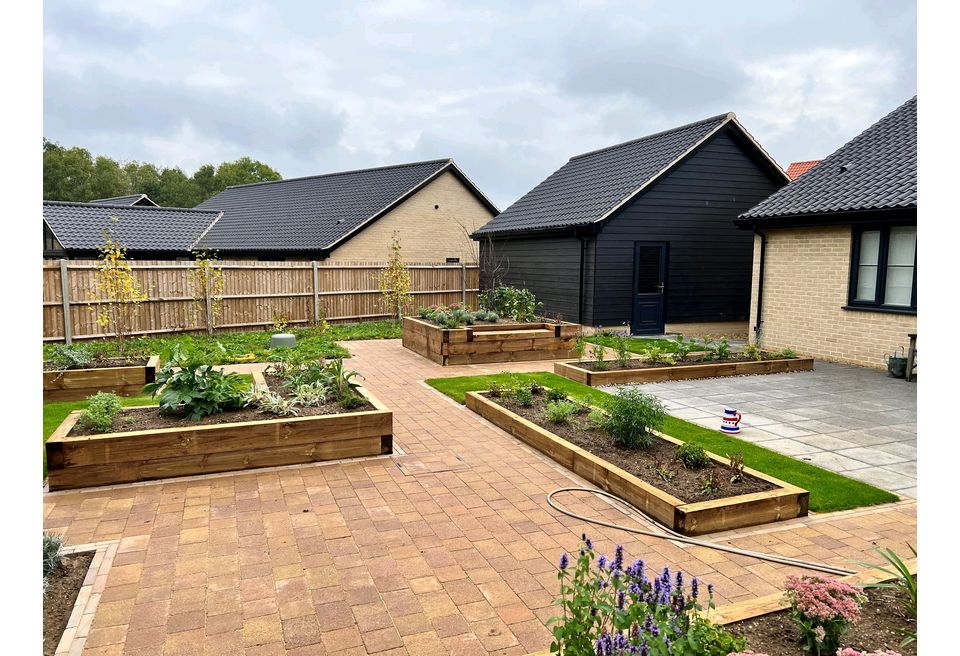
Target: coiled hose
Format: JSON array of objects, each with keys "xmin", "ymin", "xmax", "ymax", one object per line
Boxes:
[{"xmin": 546, "ymin": 487, "xmax": 855, "ymax": 577}]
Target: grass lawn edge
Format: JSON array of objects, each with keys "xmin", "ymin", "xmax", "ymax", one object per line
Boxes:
[{"xmin": 424, "ymin": 371, "xmax": 899, "ymax": 514}]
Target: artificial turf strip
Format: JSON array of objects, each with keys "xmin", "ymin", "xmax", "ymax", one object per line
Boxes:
[
  {"xmin": 424, "ymin": 372, "xmax": 899, "ymax": 514},
  {"xmin": 42, "ymin": 320, "xmax": 403, "ymax": 365}
]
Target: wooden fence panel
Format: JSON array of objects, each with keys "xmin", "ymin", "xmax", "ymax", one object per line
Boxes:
[{"xmin": 42, "ymin": 259, "xmax": 479, "ymax": 341}]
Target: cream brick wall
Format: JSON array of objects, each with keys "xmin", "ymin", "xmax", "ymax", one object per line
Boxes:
[
  {"xmin": 748, "ymin": 226, "xmax": 916, "ymax": 369},
  {"xmin": 327, "ymin": 171, "xmax": 495, "ymax": 263}
]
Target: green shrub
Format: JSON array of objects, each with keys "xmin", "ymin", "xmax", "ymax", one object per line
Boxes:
[
  {"xmin": 546, "ymin": 388, "xmax": 568, "ymax": 403},
  {"xmin": 641, "ymin": 346, "xmax": 675, "ymax": 365},
  {"xmin": 479, "ymin": 286, "xmax": 541, "ymax": 322},
  {"xmin": 594, "ymin": 386, "xmax": 665, "ymax": 449},
  {"xmin": 587, "ymin": 408, "xmax": 607, "ymax": 429},
  {"xmin": 338, "ymin": 392, "xmax": 366, "ymax": 409},
  {"xmin": 512, "ymin": 386, "xmax": 533, "ymax": 406},
  {"xmin": 676, "ymin": 442, "xmax": 710, "ymax": 469},
  {"xmin": 590, "ymin": 343, "xmax": 609, "ymax": 370},
  {"xmin": 572, "ymin": 334, "xmax": 587, "ymax": 362},
  {"xmin": 77, "ymin": 392, "xmax": 123, "ymax": 433},
  {"xmin": 741, "ymin": 343, "xmax": 763, "ymax": 361},
  {"xmin": 546, "ymin": 400, "xmax": 579, "ymax": 424},
  {"xmin": 673, "ymin": 335, "xmax": 695, "ymax": 359},
  {"xmin": 49, "ymin": 344, "xmax": 94, "ymax": 370},
  {"xmin": 43, "ymin": 533, "xmax": 64, "ymax": 580},
  {"xmin": 144, "ymin": 344, "xmax": 249, "ymax": 419},
  {"xmin": 614, "ymin": 335, "xmax": 630, "ymax": 368},
  {"xmin": 778, "ymin": 347, "xmax": 797, "ymax": 358}
]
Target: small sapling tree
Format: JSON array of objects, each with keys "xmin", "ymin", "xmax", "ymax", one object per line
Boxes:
[
  {"xmin": 378, "ymin": 231, "xmax": 412, "ymax": 320},
  {"xmin": 87, "ymin": 230, "xmax": 148, "ymax": 355}
]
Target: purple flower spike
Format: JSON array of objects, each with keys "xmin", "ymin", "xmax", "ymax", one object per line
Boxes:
[
  {"xmin": 616, "ymin": 590, "xmax": 625, "ymax": 609},
  {"xmin": 675, "ymin": 571, "xmax": 683, "ymax": 590},
  {"xmin": 559, "ymin": 553, "xmax": 569, "ymax": 570},
  {"xmin": 691, "ymin": 577, "xmax": 699, "ymax": 599},
  {"xmin": 707, "ymin": 582, "xmax": 714, "ymax": 596},
  {"xmin": 613, "ymin": 544, "xmax": 624, "ymax": 571},
  {"xmin": 598, "ymin": 554, "xmax": 607, "ymax": 571},
  {"xmin": 639, "ymin": 639, "xmax": 649, "ymax": 656}
]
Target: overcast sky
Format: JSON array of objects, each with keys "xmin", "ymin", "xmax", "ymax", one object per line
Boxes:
[{"xmin": 43, "ymin": 0, "xmax": 916, "ymax": 209}]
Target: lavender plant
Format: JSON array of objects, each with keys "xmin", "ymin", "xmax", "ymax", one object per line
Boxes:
[{"xmin": 549, "ymin": 535, "xmax": 745, "ymax": 655}]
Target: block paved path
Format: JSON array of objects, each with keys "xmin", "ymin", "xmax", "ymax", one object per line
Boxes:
[{"xmin": 44, "ymin": 339, "xmax": 917, "ymax": 655}]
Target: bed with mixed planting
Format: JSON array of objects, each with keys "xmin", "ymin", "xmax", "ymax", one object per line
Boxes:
[
  {"xmin": 45, "ymin": 347, "xmax": 392, "ymax": 490},
  {"xmin": 42, "ymin": 343, "xmax": 159, "ymax": 402}
]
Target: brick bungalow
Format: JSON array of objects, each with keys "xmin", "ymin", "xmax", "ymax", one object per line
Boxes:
[{"xmin": 736, "ymin": 96, "xmax": 916, "ymax": 369}]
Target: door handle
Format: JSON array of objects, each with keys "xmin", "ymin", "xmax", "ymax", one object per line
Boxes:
[{"xmin": 657, "ymin": 283, "xmax": 664, "ymax": 294}]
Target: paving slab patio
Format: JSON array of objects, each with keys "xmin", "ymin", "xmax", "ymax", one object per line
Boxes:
[
  {"xmin": 599, "ymin": 361, "xmax": 917, "ymax": 497},
  {"xmin": 44, "ymin": 340, "xmax": 917, "ymax": 655}
]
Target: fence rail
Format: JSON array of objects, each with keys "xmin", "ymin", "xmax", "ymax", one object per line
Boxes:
[{"xmin": 43, "ymin": 259, "xmax": 479, "ymax": 343}]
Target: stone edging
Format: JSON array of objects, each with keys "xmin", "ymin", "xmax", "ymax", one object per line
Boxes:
[{"xmin": 54, "ymin": 539, "xmax": 119, "ymax": 656}]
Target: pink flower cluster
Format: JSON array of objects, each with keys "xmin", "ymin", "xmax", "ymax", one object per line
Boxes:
[
  {"xmin": 785, "ymin": 575, "xmax": 866, "ymax": 622},
  {"xmin": 837, "ymin": 649, "xmax": 902, "ymax": 656}
]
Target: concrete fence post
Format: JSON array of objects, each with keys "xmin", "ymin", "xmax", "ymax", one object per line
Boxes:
[
  {"xmin": 312, "ymin": 260, "xmax": 320, "ymax": 325},
  {"xmin": 59, "ymin": 259, "xmax": 73, "ymax": 345}
]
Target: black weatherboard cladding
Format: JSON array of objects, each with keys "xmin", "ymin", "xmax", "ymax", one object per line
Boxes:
[{"xmin": 592, "ymin": 127, "xmax": 784, "ymax": 326}]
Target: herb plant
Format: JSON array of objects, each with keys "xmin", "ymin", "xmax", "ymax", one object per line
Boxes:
[
  {"xmin": 594, "ymin": 386, "xmax": 665, "ymax": 449},
  {"xmin": 549, "ymin": 535, "xmax": 745, "ymax": 656},
  {"xmin": 614, "ymin": 335, "xmax": 630, "ymax": 368},
  {"xmin": 512, "ymin": 386, "xmax": 534, "ymax": 407},
  {"xmin": 49, "ymin": 344, "xmax": 94, "ymax": 370},
  {"xmin": 675, "ymin": 442, "xmax": 710, "ymax": 469},
  {"xmin": 546, "ymin": 400, "xmax": 579, "ymax": 424},
  {"xmin": 591, "ymin": 343, "xmax": 609, "ymax": 370},
  {"xmin": 77, "ymin": 392, "xmax": 123, "ymax": 433}
]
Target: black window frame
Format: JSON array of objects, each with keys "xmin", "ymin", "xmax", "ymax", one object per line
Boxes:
[{"xmin": 846, "ymin": 224, "xmax": 916, "ymax": 314}]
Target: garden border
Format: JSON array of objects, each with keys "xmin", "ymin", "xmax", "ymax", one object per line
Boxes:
[
  {"xmin": 554, "ymin": 356, "xmax": 814, "ymax": 386},
  {"xmin": 465, "ymin": 391, "xmax": 808, "ymax": 535},
  {"xmin": 402, "ymin": 316, "xmax": 580, "ymax": 365},
  {"xmin": 45, "ymin": 374, "xmax": 393, "ymax": 491},
  {"xmin": 711, "ymin": 558, "xmax": 917, "ymax": 625},
  {"xmin": 43, "ymin": 355, "xmax": 160, "ymax": 402},
  {"xmin": 50, "ymin": 539, "xmax": 119, "ymax": 656}
]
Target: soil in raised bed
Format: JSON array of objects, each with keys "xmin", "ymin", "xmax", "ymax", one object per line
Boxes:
[
  {"xmin": 68, "ymin": 374, "xmax": 374, "ymax": 436},
  {"xmin": 576, "ymin": 353, "xmax": 796, "ymax": 372},
  {"xmin": 418, "ymin": 316, "xmax": 564, "ymax": 328},
  {"xmin": 43, "ymin": 356, "xmax": 149, "ymax": 372},
  {"xmin": 486, "ymin": 392, "xmax": 775, "ymax": 503},
  {"xmin": 727, "ymin": 579, "xmax": 916, "ymax": 656},
  {"xmin": 44, "ymin": 551, "xmax": 95, "ymax": 656}
]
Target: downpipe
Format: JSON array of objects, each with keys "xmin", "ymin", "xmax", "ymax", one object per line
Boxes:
[{"xmin": 753, "ymin": 228, "xmax": 767, "ymax": 341}]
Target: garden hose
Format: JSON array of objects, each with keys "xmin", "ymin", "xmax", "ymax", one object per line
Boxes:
[{"xmin": 546, "ymin": 487, "xmax": 856, "ymax": 577}]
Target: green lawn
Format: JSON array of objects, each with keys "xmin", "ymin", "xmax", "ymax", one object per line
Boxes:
[
  {"xmin": 425, "ymin": 372, "xmax": 898, "ymax": 513},
  {"xmin": 585, "ymin": 334, "xmax": 709, "ymax": 354},
  {"xmin": 42, "ymin": 374, "xmax": 255, "ymax": 478},
  {"xmin": 42, "ymin": 320, "xmax": 402, "ymax": 365}
]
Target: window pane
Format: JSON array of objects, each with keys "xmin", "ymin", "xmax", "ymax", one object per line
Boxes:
[
  {"xmin": 856, "ymin": 265, "xmax": 878, "ymax": 301},
  {"xmin": 887, "ymin": 226, "xmax": 916, "ymax": 266},
  {"xmin": 884, "ymin": 266, "xmax": 914, "ymax": 306},
  {"xmin": 859, "ymin": 231, "xmax": 881, "ymax": 265}
]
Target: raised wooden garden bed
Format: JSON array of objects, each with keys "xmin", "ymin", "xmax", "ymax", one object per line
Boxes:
[
  {"xmin": 45, "ymin": 373, "xmax": 393, "ymax": 491},
  {"xmin": 555, "ymin": 356, "xmax": 814, "ymax": 386},
  {"xmin": 43, "ymin": 356, "xmax": 160, "ymax": 402},
  {"xmin": 465, "ymin": 391, "xmax": 808, "ymax": 535},
  {"xmin": 402, "ymin": 316, "xmax": 580, "ymax": 365}
]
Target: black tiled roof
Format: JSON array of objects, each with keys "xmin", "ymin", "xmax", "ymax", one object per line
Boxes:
[
  {"xmin": 89, "ymin": 194, "xmax": 158, "ymax": 207},
  {"xmin": 739, "ymin": 96, "xmax": 917, "ymax": 222},
  {"xmin": 43, "ymin": 201, "xmax": 221, "ymax": 252},
  {"xmin": 197, "ymin": 159, "xmax": 460, "ymax": 251},
  {"xmin": 473, "ymin": 113, "xmax": 735, "ymax": 235}
]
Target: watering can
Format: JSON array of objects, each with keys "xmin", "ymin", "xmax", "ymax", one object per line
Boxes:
[{"xmin": 885, "ymin": 347, "xmax": 908, "ymax": 378}]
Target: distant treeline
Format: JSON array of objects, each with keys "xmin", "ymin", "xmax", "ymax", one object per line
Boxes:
[{"xmin": 43, "ymin": 138, "xmax": 283, "ymax": 207}]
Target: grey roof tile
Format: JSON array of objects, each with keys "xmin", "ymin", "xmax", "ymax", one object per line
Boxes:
[
  {"xmin": 196, "ymin": 159, "xmax": 455, "ymax": 251},
  {"xmin": 739, "ymin": 96, "xmax": 917, "ymax": 221},
  {"xmin": 43, "ymin": 201, "xmax": 220, "ymax": 251},
  {"xmin": 89, "ymin": 194, "xmax": 158, "ymax": 207},
  {"xmin": 473, "ymin": 113, "xmax": 733, "ymax": 235}
]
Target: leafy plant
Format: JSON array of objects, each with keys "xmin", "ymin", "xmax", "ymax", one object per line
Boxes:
[
  {"xmin": 479, "ymin": 285, "xmax": 542, "ymax": 322},
  {"xmin": 590, "ymin": 343, "xmax": 609, "ymax": 371},
  {"xmin": 856, "ymin": 545, "xmax": 916, "ymax": 646},
  {"xmin": 512, "ymin": 386, "xmax": 534, "ymax": 407},
  {"xmin": 546, "ymin": 400, "xmax": 579, "ymax": 424},
  {"xmin": 189, "ymin": 249, "xmax": 224, "ymax": 329},
  {"xmin": 778, "ymin": 347, "xmax": 798, "ymax": 358},
  {"xmin": 546, "ymin": 388, "xmax": 568, "ymax": 403},
  {"xmin": 785, "ymin": 574, "xmax": 866, "ymax": 656},
  {"xmin": 529, "ymin": 381, "xmax": 545, "ymax": 395},
  {"xmin": 143, "ymin": 344, "xmax": 249, "ymax": 419},
  {"xmin": 488, "ymin": 382, "xmax": 505, "ymax": 398},
  {"xmin": 247, "ymin": 389, "xmax": 301, "ymax": 416},
  {"xmin": 377, "ymin": 231, "xmax": 412, "ymax": 319},
  {"xmin": 43, "ymin": 532, "xmax": 64, "ymax": 580},
  {"xmin": 573, "ymin": 333, "xmax": 587, "ymax": 362},
  {"xmin": 742, "ymin": 343, "xmax": 763, "ymax": 361},
  {"xmin": 699, "ymin": 470, "xmax": 723, "ymax": 495},
  {"xmin": 728, "ymin": 452, "xmax": 745, "ymax": 483},
  {"xmin": 676, "ymin": 442, "xmax": 710, "ymax": 469},
  {"xmin": 548, "ymin": 535, "xmax": 745, "ymax": 656},
  {"xmin": 614, "ymin": 335, "xmax": 630, "ymax": 368},
  {"xmin": 653, "ymin": 456, "xmax": 677, "ymax": 483},
  {"xmin": 77, "ymin": 392, "xmax": 123, "ymax": 433},
  {"xmin": 674, "ymin": 335, "xmax": 695, "ymax": 359},
  {"xmin": 587, "ymin": 408, "xmax": 607, "ymax": 429},
  {"xmin": 49, "ymin": 344, "xmax": 94, "ymax": 370},
  {"xmin": 641, "ymin": 346, "xmax": 676, "ymax": 366},
  {"xmin": 594, "ymin": 386, "xmax": 665, "ymax": 449},
  {"xmin": 290, "ymin": 382, "xmax": 327, "ymax": 407},
  {"xmin": 86, "ymin": 234, "xmax": 149, "ymax": 355},
  {"xmin": 713, "ymin": 337, "xmax": 730, "ymax": 360},
  {"xmin": 326, "ymin": 358, "xmax": 363, "ymax": 401},
  {"xmin": 338, "ymin": 392, "xmax": 366, "ymax": 409}
]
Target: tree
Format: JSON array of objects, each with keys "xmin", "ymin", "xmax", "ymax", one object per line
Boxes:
[
  {"xmin": 88, "ymin": 156, "xmax": 130, "ymax": 201},
  {"xmin": 154, "ymin": 167, "xmax": 199, "ymax": 207},
  {"xmin": 87, "ymin": 231, "xmax": 149, "ymax": 355},
  {"xmin": 377, "ymin": 232, "xmax": 412, "ymax": 320},
  {"xmin": 43, "ymin": 141, "xmax": 95, "ymax": 201},
  {"xmin": 214, "ymin": 157, "xmax": 282, "ymax": 188}
]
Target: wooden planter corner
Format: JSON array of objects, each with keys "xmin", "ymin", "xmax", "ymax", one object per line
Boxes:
[
  {"xmin": 43, "ymin": 355, "xmax": 160, "ymax": 402},
  {"xmin": 555, "ymin": 356, "xmax": 814, "ymax": 386},
  {"xmin": 402, "ymin": 316, "xmax": 580, "ymax": 365},
  {"xmin": 465, "ymin": 392, "xmax": 808, "ymax": 535},
  {"xmin": 45, "ymin": 381, "xmax": 393, "ymax": 491}
]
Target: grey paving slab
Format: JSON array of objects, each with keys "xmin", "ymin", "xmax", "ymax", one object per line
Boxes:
[{"xmin": 604, "ymin": 361, "xmax": 916, "ymax": 495}]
